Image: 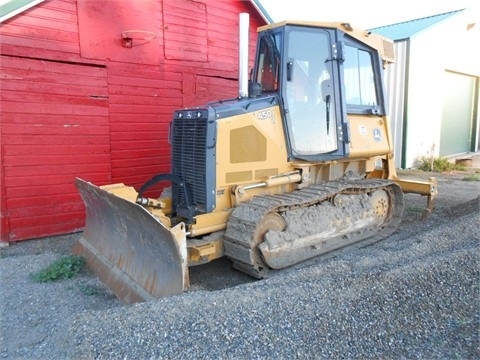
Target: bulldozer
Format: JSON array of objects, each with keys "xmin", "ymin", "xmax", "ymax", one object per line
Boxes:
[{"xmin": 74, "ymin": 15, "xmax": 437, "ymax": 303}]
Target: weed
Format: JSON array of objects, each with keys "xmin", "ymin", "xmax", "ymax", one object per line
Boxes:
[
  {"xmin": 416, "ymin": 157, "xmax": 465, "ymax": 172},
  {"xmin": 406, "ymin": 206, "xmax": 424, "ymax": 213},
  {"xmin": 78, "ymin": 283, "xmax": 99, "ymax": 296},
  {"xmin": 29, "ymin": 255, "xmax": 85, "ymax": 282},
  {"xmin": 462, "ymin": 174, "xmax": 480, "ymax": 182}
]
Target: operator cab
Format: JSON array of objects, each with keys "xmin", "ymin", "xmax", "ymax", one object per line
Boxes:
[{"xmin": 251, "ymin": 22, "xmax": 388, "ymax": 161}]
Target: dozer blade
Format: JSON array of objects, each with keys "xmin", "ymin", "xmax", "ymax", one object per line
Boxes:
[{"xmin": 73, "ymin": 178, "xmax": 188, "ymax": 304}]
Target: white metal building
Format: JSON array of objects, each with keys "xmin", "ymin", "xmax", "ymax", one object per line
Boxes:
[{"xmin": 372, "ymin": 9, "xmax": 480, "ymax": 168}]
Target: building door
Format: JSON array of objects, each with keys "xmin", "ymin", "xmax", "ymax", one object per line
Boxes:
[{"xmin": 440, "ymin": 71, "xmax": 477, "ymax": 156}]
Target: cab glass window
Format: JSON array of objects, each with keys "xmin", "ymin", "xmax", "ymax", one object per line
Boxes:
[
  {"xmin": 343, "ymin": 46, "xmax": 378, "ymax": 107},
  {"xmin": 284, "ymin": 28, "xmax": 337, "ymax": 155},
  {"xmin": 255, "ymin": 33, "xmax": 281, "ymax": 91}
]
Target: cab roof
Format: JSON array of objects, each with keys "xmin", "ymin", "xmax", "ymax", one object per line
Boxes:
[{"xmin": 258, "ymin": 21, "xmax": 395, "ymax": 64}]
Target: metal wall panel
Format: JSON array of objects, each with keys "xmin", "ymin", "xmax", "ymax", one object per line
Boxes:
[{"xmin": 384, "ymin": 40, "xmax": 408, "ymax": 168}]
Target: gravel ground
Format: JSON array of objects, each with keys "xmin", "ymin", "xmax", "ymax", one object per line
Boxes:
[{"xmin": 1, "ymin": 171, "xmax": 479, "ymax": 359}]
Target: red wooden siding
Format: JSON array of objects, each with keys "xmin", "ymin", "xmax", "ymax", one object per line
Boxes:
[
  {"xmin": 76, "ymin": 0, "xmax": 163, "ymax": 65},
  {"xmin": 163, "ymin": 0, "xmax": 208, "ymax": 62},
  {"xmin": 107, "ymin": 62, "xmax": 182, "ymax": 186},
  {"xmin": 0, "ymin": 56, "xmax": 110, "ymax": 241},
  {"xmin": 195, "ymin": 74, "xmax": 239, "ymax": 104},
  {"xmin": 0, "ymin": 0, "xmax": 85, "ymax": 63},
  {"xmin": 0, "ymin": 0, "xmax": 265, "ymax": 242}
]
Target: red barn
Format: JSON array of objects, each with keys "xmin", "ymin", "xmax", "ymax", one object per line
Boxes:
[{"xmin": 0, "ymin": 0, "xmax": 265, "ymax": 243}]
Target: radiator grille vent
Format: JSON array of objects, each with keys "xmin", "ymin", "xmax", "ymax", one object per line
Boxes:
[{"xmin": 171, "ymin": 117, "xmax": 208, "ymax": 213}]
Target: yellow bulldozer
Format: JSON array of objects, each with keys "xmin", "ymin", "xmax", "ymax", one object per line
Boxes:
[{"xmin": 74, "ymin": 15, "xmax": 437, "ymax": 303}]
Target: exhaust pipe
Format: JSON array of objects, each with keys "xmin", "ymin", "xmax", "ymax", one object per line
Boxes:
[{"xmin": 238, "ymin": 13, "xmax": 249, "ymax": 98}]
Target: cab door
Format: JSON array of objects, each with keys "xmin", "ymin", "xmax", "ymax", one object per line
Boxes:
[{"xmin": 282, "ymin": 27, "xmax": 343, "ymax": 160}]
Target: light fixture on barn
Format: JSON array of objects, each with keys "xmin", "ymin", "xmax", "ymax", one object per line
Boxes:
[{"xmin": 121, "ymin": 30, "xmax": 158, "ymax": 48}]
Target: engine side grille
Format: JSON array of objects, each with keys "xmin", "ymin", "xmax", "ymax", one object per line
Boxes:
[{"xmin": 171, "ymin": 109, "xmax": 215, "ymax": 218}]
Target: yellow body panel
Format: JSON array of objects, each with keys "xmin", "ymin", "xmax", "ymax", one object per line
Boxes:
[
  {"xmin": 348, "ymin": 115, "xmax": 391, "ymax": 157},
  {"xmin": 214, "ymin": 105, "xmax": 295, "ymax": 211},
  {"xmin": 189, "ymin": 210, "xmax": 232, "ymax": 237}
]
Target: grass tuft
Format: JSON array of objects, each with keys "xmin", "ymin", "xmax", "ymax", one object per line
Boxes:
[
  {"xmin": 416, "ymin": 156, "xmax": 466, "ymax": 172},
  {"xmin": 78, "ymin": 283, "xmax": 99, "ymax": 296},
  {"xmin": 29, "ymin": 255, "xmax": 85, "ymax": 282},
  {"xmin": 462, "ymin": 174, "xmax": 480, "ymax": 182}
]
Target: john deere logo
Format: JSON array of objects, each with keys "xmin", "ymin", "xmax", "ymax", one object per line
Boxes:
[{"xmin": 373, "ymin": 128, "xmax": 382, "ymax": 142}]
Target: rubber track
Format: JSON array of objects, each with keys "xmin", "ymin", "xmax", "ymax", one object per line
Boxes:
[{"xmin": 224, "ymin": 178, "xmax": 404, "ymax": 278}]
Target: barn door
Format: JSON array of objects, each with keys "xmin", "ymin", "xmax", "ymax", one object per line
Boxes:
[{"xmin": 1, "ymin": 56, "xmax": 110, "ymax": 241}]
